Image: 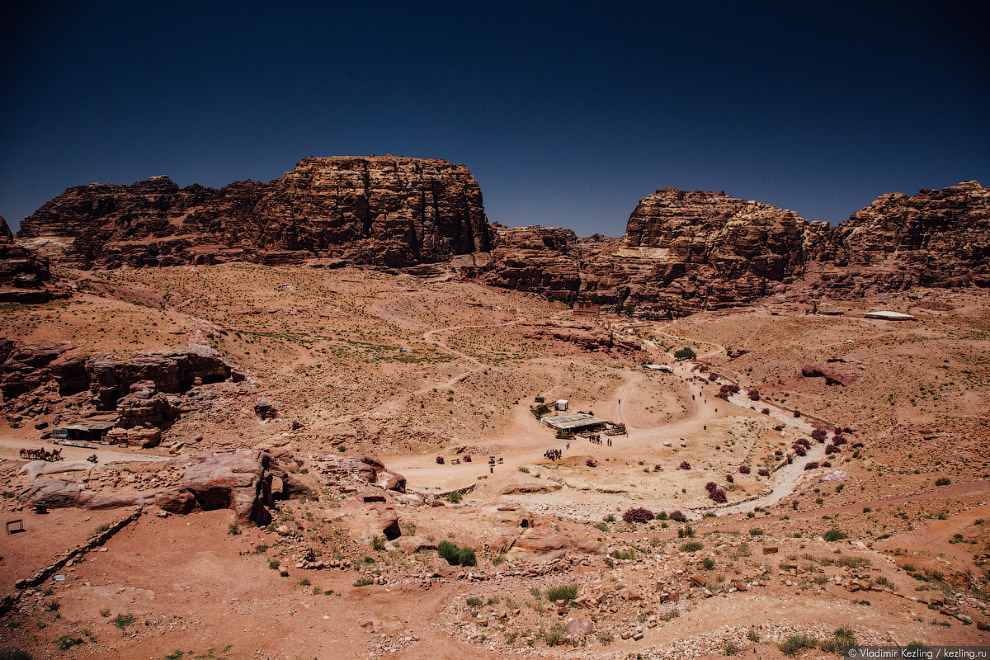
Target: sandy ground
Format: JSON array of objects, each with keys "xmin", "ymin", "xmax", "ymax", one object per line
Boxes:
[{"xmin": 1, "ymin": 266, "xmax": 988, "ymax": 659}]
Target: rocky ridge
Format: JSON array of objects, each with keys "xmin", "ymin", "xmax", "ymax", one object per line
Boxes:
[
  {"xmin": 14, "ymin": 159, "xmax": 990, "ymax": 312},
  {"xmin": 0, "ymin": 342, "xmax": 244, "ymax": 439},
  {"xmin": 19, "ymin": 156, "xmax": 491, "ymax": 269},
  {"xmin": 471, "ymin": 181, "xmax": 989, "ymax": 313}
]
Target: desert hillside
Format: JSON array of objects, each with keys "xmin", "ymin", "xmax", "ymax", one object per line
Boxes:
[{"xmin": 1, "ymin": 259, "xmax": 988, "ymax": 659}]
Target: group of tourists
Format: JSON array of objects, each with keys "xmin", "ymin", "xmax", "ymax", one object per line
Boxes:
[{"xmin": 544, "ymin": 448, "xmax": 563, "ymax": 461}]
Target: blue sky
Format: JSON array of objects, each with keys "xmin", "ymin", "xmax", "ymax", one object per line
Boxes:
[{"xmin": 1, "ymin": 1, "xmax": 987, "ymax": 236}]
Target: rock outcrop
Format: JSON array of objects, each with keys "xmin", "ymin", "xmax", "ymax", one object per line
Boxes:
[
  {"xmin": 519, "ymin": 320, "xmax": 640, "ymax": 354},
  {"xmin": 477, "ymin": 225, "xmax": 585, "ymax": 296},
  {"xmin": 807, "ymin": 180, "xmax": 990, "ymax": 294},
  {"xmin": 16, "ymin": 449, "xmax": 307, "ymax": 525},
  {"xmin": 19, "ymin": 156, "xmax": 492, "ymax": 269},
  {"xmin": 113, "ymin": 380, "xmax": 178, "ymax": 429},
  {"xmin": 801, "ymin": 364, "xmax": 860, "ymax": 387},
  {"xmin": 317, "ymin": 454, "xmax": 407, "ymax": 493},
  {"xmin": 0, "ymin": 343, "xmax": 243, "ymax": 432},
  {"xmin": 479, "ymin": 181, "xmax": 989, "ymax": 313},
  {"xmin": 167, "ymin": 449, "xmax": 276, "ymax": 524},
  {"xmin": 17, "ymin": 161, "xmax": 989, "ymax": 311},
  {"xmin": 0, "ymin": 216, "xmax": 53, "ymax": 303},
  {"xmin": 575, "ymin": 188, "xmax": 829, "ymax": 314}
]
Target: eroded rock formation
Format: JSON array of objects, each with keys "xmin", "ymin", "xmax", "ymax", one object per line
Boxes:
[
  {"xmin": 17, "ymin": 449, "xmax": 314, "ymax": 525},
  {"xmin": 19, "ymin": 157, "xmax": 492, "ymax": 268},
  {"xmin": 0, "ymin": 216, "xmax": 53, "ymax": 303},
  {"xmin": 807, "ymin": 180, "xmax": 990, "ymax": 294},
  {"xmin": 0, "ymin": 344, "xmax": 243, "ymax": 432},
  {"xmin": 15, "ymin": 159, "xmax": 989, "ymax": 312},
  {"xmin": 478, "ymin": 181, "xmax": 989, "ymax": 313}
]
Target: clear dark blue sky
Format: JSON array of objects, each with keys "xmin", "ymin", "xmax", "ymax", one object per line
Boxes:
[{"xmin": 2, "ymin": 1, "xmax": 988, "ymax": 236}]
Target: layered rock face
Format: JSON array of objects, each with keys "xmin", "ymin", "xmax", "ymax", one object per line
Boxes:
[
  {"xmin": 808, "ymin": 180, "xmax": 990, "ymax": 293},
  {"xmin": 479, "ymin": 181, "xmax": 988, "ymax": 313},
  {"xmin": 477, "ymin": 225, "xmax": 584, "ymax": 296},
  {"xmin": 0, "ymin": 216, "xmax": 53, "ymax": 303},
  {"xmin": 579, "ymin": 188, "xmax": 830, "ymax": 313},
  {"xmin": 19, "ymin": 156, "xmax": 492, "ymax": 268},
  {"xmin": 0, "ymin": 343, "xmax": 243, "ymax": 429},
  {"xmin": 16, "ymin": 160, "xmax": 988, "ymax": 310}
]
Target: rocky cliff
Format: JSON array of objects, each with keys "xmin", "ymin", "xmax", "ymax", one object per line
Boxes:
[
  {"xmin": 578, "ymin": 188, "xmax": 831, "ymax": 313},
  {"xmin": 19, "ymin": 156, "xmax": 492, "ymax": 268},
  {"xmin": 16, "ymin": 161, "xmax": 989, "ymax": 311},
  {"xmin": 0, "ymin": 215, "xmax": 53, "ymax": 303},
  {"xmin": 476, "ymin": 225, "xmax": 585, "ymax": 296},
  {"xmin": 807, "ymin": 180, "xmax": 990, "ymax": 294},
  {"xmin": 477, "ymin": 181, "xmax": 988, "ymax": 314}
]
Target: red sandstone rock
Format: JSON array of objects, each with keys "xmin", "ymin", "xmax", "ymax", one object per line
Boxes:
[
  {"xmin": 171, "ymin": 448, "xmax": 273, "ymax": 525},
  {"xmin": 0, "ymin": 215, "xmax": 54, "ymax": 303},
  {"xmin": 20, "ymin": 157, "xmax": 492, "ymax": 269},
  {"xmin": 801, "ymin": 364, "xmax": 859, "ymax": 386},
  {"xmin": 564, "ymin": 618, "xmax": 594, "ymax": 638}
]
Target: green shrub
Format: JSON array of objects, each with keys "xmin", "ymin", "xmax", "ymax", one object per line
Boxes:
[
  {"xmin": 544, "ymin": 584, "xmax": 578, "ymax": 603},
  {"xmin": 371, "ymin": 534, "xmax": 386, "ymax": 551},
  {"xmin": 680, "ymin": 541, "xmax": 704, "ymax": 553},
  {"xmin": 458, "ymin": 546, "xmax": 477, "ymax": 567},
  {"xmin": 437, "ymin": 541, "xmax": 476, "ymax": 566},
  {"xmin": 353, "ymin": 578, "xmax": 374, "ymax": 587},
  {"xmin": 438, "ymin": 541, "xmax": 460, "ymax": 564},
  {"xmin": 935, "ymin": 477, "xmax": 951, "ymax": 486},
  {"xmin": 445, "ymin": 491, "xmax": 463, "ymax": 503},
  {"xmin": 702, "ymin": 557, "xmax": 715, "ymax": 570},
  {"xmin": 227, "ymin": 523, "xmax": 241, "ymax": 535},
  {"xmin": 823, "ymin": 529, "xmax": 847, "ymax": 542},
  {"xmin": 268, "ymin": 559, "xmax": 280, "ymax": 570},
  {"xmin": 779, "ymin": 634, "xmax": 819, "ymax": 656},
  {"xmin": 749, "ymin": 528, "xmax": 764, "ymax": 536},
  {"xmin": 724, "ymin": 641, "xmax": 741, "ymax": 655},
  {"xmin": 820, "ymin": 627, "xmax": 857, "ymax": 655},
  {"xmin": 110, "ymin": 613, "xmax": 135, "ymax": 631},
  {"xmin": 539, "ymin": 622, "xmax": 566, "ymax": 647},
  {"xmin": 674, "ymin": 347, "xmax": 697, "ymax": 360},
  {"xmin": 466, "ymin": 597, "xmax": 483, "ymax": 607}
]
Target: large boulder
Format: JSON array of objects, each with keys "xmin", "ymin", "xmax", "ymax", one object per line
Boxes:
[
  {"xmin": 18, "ymin": 479, "xmax": 89, "ymax": 508},
  {"xmin": 374, "ymin": 468, "xmax": 406, "ymax": 492},
  {"xmin": 339, "ymin": 499, "xmax": 401, "ymax": 541},
  {"xmin": 319, "ymin": 454, "xmax": 406, "ymax": 492},
  {"xmin": 564, "ymin": 619, "xmax": 593, "ymax": 639},
  {"xmin": 154, "ymin": 488, "xmax": 196, "ymax": 514},
  {"xmin": 801, "ymin": 364, "xmax": 859, "ymax": 387},
  {"xmin": 508, "ymin": 524, "xmax": 572, "ymax": 557},
  {"xmin": 115, "ymin": 380, "xmax": 178, "ymax": 429},
  {"xmin": 171, "ymin": 449, "xmax": 273, "ymax": 525}
]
